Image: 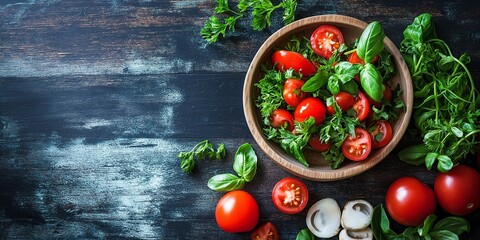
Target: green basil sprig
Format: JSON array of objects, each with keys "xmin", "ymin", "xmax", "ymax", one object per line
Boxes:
[
  {"xmin": 360, "ymin": 63, "xmax": 385, "ymax": 102},
  {"xmin": 371, "ymin": 204, "xmax": 470, "ymax": 240},
  {"xmin": 357, "ymin": 21, "xmax": 385, "ymax": 63},
  {"xmin": 177, "ymin": 140, "xmax": 226, "ymax": 174},
  {"xmin": 207, "ymin": 143, "xmax": 257, "ymax": 192},
  {"xmin": 295, "ymin": 229, "xmax": 315, "ymax": 240}
]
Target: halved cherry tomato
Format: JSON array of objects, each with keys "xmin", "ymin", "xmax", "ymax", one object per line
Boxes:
[
  {"xmin": 348, "ymin": 51, "xmax": 379, "ymax": 81},
  {"xmin": 353, "ymin": 92, "xmax": 370, "ymax": 122},
  {"xmin": 308, "ymin": 134, "xmax": 331, "ymax": 152},
  {"xmin": 272, "ymin": 50, "xmax": 317, "ymax": 77},
  {"xmin": 270, "ymin": 109, "xmax": 294, "ymax": 131},
  {"xmin": 215, "ymin": 190, "xmax": 259, "ymax": 233},
  {"xmin": 310, "ymin": 25, "xmax": 344, "ymax": 59},
  {"xmin": 341, "ymin": 128, "xmax": 372, "ymax": 161},
  {"xmin": 369, "ymin": 120, "xmax": 393, "ymax": 149},
  {"xmin": 434, "ymin": 164, "xmax": 480, "ymax": 216},
  {"xmin": 294, "ymin": 97, "xmax": 326, "ymax": 125},
  {"xmin": 326, "ymin": 91, "xmax": 355, "ymax": 115},
  {"xmin": 272, "ymin": 177, "xmax": 309, "ymax": 214},
  {"xmin": 386, "ymin": 177, "xmax": 436, "ymax": 226},
  {"xmin": 250, "ymin": 222, "xmax": 279, "ymax": 240},
  {"xmin": 368, "ymin": 85, "xmax": 392, "ymax": 108},
  {"xmin": 283, "ymin": 78, "xmax": 307, "ymax": 107}
]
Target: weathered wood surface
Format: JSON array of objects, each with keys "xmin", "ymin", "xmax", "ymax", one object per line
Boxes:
[{"xmin": 0, "ymin": 1, "xmax": 479, "ymax": 239}]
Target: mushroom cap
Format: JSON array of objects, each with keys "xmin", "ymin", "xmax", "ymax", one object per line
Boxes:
[
  {"xmin": 341, "ymin": 200, "xmax": 373, "ymax": 230},
  {"xmin": 339, "ymin": 227, "xmax": 373, "ymax": 240},
  {"xmin": 306, "ymin": 198, "xmax": 341, "ymax": 238}
]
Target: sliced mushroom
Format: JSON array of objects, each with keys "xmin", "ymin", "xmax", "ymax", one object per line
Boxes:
[
  {"xmin": 306, "ymin": 198, "xmax": 341, "ymax": 238},
  {"xmin": 341, "ymin": 200, "xmax": 373, "ymax": 230},
  {"xmin": 339, "ymin": 227, "xmax": 373, "ymax": 240}
]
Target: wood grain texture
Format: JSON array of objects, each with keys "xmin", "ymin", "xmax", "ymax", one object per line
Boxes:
[{"xmin": 0, "ymin": 0, "xmax": 479, "ymax": 239}]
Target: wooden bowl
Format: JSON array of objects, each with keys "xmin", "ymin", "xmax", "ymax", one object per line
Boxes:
[{"xmin": 243, "ymin": 15, "xmax": 413, "ymax": 181}]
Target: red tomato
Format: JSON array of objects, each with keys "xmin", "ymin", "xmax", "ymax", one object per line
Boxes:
[
  {"xmin": 310, "ymin": 25, "xmax": 344, "ymax": 59},
  {"xmin": 348, "ymin": 51, "xmax": 379, "ymax": 81},
  {"xmin": 341, "ymin": 128, "xmax": 372, "ymax": 161},
  {"xmin": 272, "ymin": 50, "xmax": 317, "ymax": 77},
  {"xmin": 294, "ymin": 97, "xmax": 326, "ymax": 125},
  {"xmin": 215, "ymin": 190, "xmax": 259, "ymax": 233},
  {"xmin": 386, "ymin": 177, "xmax": 436, "ymax": 226},
  {"xmin": 368, "ymin": 85, "xmax": 393, "ymax": 108},
  {"xmin": 272, "ymin": 177, "xmax": 309, "ymax": 214},
  {"xmin": 326, "ymin": 91, "xmax": 355, "ymax": 115},
  {"xmin": 308, "ymin": 134, "xmax": 331, "ymax": 152},
  {"xmin": 353, "ymin": 92, "xmax": 370, "ymax": 122},
  {"xmin": 434, "ymin": 164, "xmax": 480, "ymax": 216},
  {"xmin": 283, "ymin": 78, "xmax": 307, "ymax": 107},
  {"xmin": 270, "ymin": 109, "xmax": 294, "ymax": 131},
  {"xmin": 369, "ymin": 120, "xmax": 393, "ymax": 149},
  {"xmin": 250, "ymin": 222, "xmax": 279, "ymax": 240}
]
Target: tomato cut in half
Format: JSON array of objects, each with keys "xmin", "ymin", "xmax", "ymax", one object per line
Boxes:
[
  {"xmin": 250, "ymin": 222, "xmax": 280, "ymax": 240},
  {"xmin": 283, "ymin": 78, "xmax": 307, "ymax": 107},
  {"xmin": 308, "ymin": 134, "xmax": 331, "ymax": 152},
  {"xmin": 272, "ymin": 50, "xmax": 317, "ymax": 77},
  {"xmin": 434, "ymin": 164, "xmax": 480, "ymax": 216},
  {"xmin": 326, "ymin": 91, "xmax": 355, "ymax": 115},
  {"xmin": 294, "ymin": 97, "xmax": 326, "ymax": 125},
  {"xmin": 310, "ymin": 25, "xmax": 344, "ymax": 59},
  {"xmin": 215, "ymin": 190, "xmax": 260, "ymax": 233},
  {"xmin": 272, "ymin": 177, "xmax": 309, "ymax": 214},
  {"xmin": 353, "ymin": 92, "xmax": 370, "ymax": 122},
  {"xmin": 341, "ymin": 128, "xmax": 372, "ymax": 161},
  {"xmin": 369, "ymin": 120, "xmax": 393, "ymax": 149},
  {"xmin": 270, "ymin": 109, "xmax": 294, "ymax": 131}
]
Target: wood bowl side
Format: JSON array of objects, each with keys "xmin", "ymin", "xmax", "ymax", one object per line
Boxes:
[{"xmin": 243, "ymin": 15, "xmax": 413, "ymax": 181}]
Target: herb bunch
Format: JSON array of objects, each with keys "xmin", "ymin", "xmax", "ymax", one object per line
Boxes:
[
  {"xmin": 201, "ymin": 0, "xmax": 298, "ymax": 43},
  {"xmin": 398, "ymin": 13, "xmax": 480, "ymax": 172},
  {"xmin": 178, "ymin": 140, "xmax": 226, "ymax": 174}
]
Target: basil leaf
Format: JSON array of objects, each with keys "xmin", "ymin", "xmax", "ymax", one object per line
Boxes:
[
  {"xmin": 207, "ymin": 173, "xmax": 245, "ymax": 192},
  {"xmin": 280, "ymin": 138, "xmax": 308, "ymax": 167},
  {"xmin": 371, "ymin": 205, "xmax": 398, "ymax": 240},
  {"xmin": 334, "ymin": 61, "xmax": 360, "ymax": 83},
  {"xmin": 340, "ymin": 80, "xmax": 359, "ymax": 95},
  {"xmin": 360, "ymin": 63, "xmax": 384, "ymax": 102},
  {"xmin": 233, "ymin": 143, "xmax": 257, "ymax": 182},
  {"xmin": 432, "ymin": 216, "xmax": 470, "ymax": 235},
  {"xmin": 425, "ymin": 152, "xmax": 438, "ymax": 170},
  {"xmin": 429, "ymin": 230, "xmax": 458, "ymax": 240},
  {"xmin": 327, "ymin": 76, "xmax": 341, "ymax": 95},
  {"xmin": 403, "ymin": 24, "xmax": 423, "ymax": 43},
  {"xmin": 302, "ymin": 69, "xmax": 328, "ymax": 92},
  {"xmin": 357, "ymin": 21, "xmax": 385, "ymax": 63},
  {"xmin": 418, "ymin": 215, "xmax": 437, "ymax": 236},
  {"xmin": 413, "ymin": 13, "xmax": 436, "ymax": 41},
  {"xmin": 437, "ymin": 155, "xmax": 453, "ymax": 172},
  {"xmin": 296, "ymin": 229, "xmax": 315, "ymax": 240},
  {"xmin": 398, "ymin": 144, "xmax": 429, "ymax": 166}
]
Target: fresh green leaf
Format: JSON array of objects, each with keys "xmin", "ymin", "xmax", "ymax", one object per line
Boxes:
[
  {"xmin": 425, "ymin": 152, "xmax": 438, "ymax": 170},
  {"xmin": 418, "ymin": 215, "xmax": 437, "ymax": 236},
  {"xmin": 357, "ymin": 21, "xmax": 385, "ymax": 63},
  {"xmin": 398, "ymin": 144, "xmax": 429, "ymax": 166},
  {"xmin": 430, "ymin": 230, "xmax": 458, "ymax": 240},
  {"xmin": 340, "ymin": 80, "xmax": 359, "ymax": 95},
  {"xmin": 436, "ymin": 155, "xmax": 453, "ymax": 172},
  {"xmin": 178, "ymin": 140, "xmax": 226, "ymax": 174},
  {"xmin": 232, "ymin": 143, "xmax": 258, "ymax": 182},
  {"xmin": 296, "ymin": 229, "xmax": 315, "ymax": 240},
  {"xmin": 302, "ymin": 69, "xmax": 328, "ymax": 92},
  {"xmin": 360, "ymin": 63, "xmax": 385, "ymax": 102},
  {"xmin": 432, "ymin": 216, "xmax": 470, "ymax": 235},
  {"xmin": 207, "ymin": 173, "xmax": 245, "ymax": 192},
  {"xmin": 334, "ymin": 61, "xmax": 360, "ymax": 83},
  {"xmin": 371, "ymin": 205, "xmax": 398, "ymax": 239}
]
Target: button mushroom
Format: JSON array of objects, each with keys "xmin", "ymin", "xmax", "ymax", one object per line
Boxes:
[
  {"xmin": 306, "ymin": 198, "xmax": 341, "ymax": 238},
  {"xmin": 339, "ymin": 228, "xmax": 373, "ymax": 240},
  {"xmin": 341, "ymin": 200, "xmax": 373, "ymax": 231}
]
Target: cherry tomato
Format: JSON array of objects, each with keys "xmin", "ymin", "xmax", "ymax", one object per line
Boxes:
[
  {"xmin": 272, "ymin": 50, "xmax": 317, "ymax": 77},
  {"xmin": 310, "ymin": 25, "xmax": 344, "ymax": 59},
  {"xmin": 270, "ymin": 109, "xmax": 294, "ymax": 131},
  {"xmin": 385, "ymin": 177, "xmax": 436, "ymax": 227},
  {"xmin": 272, "ymin": 177, "xmax": 309, "ymax": 214},
  {"xmin": 348, "ymin": 51, "xmax": 379, "ymax": 81},
  {"xmin": 326, "ymin": 91, "xmax": 355, "ymax": 115},
  {"xmin": 308, "ymin": 134, "xmax": 331, "ymax": 152},
  {"xmin": 215, "ymin": 190, "xmax": 259, "ymax": 233},
  {"xmin": 369, "ymin": 120, "xmax": 393, "ymax": 149},
  {"xmin": 341, "ymin": 128, "xmax": 372, "ymax": 161},
  {"xmin": 353, "ymin": 92, "xmax": 370, "ymax": 122},
  {"xmin": 283, "ymin": 78, "xmax": 307, "ymax": 107},
  {"xmin": 368, "ymin": 85, "xmax": 393, "ymax": 108},
  {"xmin": 250, "ymin": 222, "xmax": 280, "ymax": 240},
  {"xmin": 434, "ymin": 164, "xmax": 480, "ymax": 216},
  {"xmin": 294, "ymin": 97, "xmax": 326, "ymax": 125}
]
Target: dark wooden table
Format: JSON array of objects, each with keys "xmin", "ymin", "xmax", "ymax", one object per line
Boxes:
[{"xmin": 0, "ymin": 1, "xmax": 479, "ymax": 239}]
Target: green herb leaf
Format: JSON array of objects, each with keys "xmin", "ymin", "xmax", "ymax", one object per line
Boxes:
[
  {"xmin": 232, "ymin": 143, "xmax": 258, "ymax": 182},
  {"xmin": 178, "ymin": 140, "xmax": 225, "ymax": 174},
  {"xmin": 425, "ymin": 152, "xmax": 439, "ymax": 170},
  {"xmin": 360, "ymin": 63, "xmax": 385, "ymax": 102},
  {"xmin": 207, "ymin": 173, "xmax": 245, "ymax": 192},
  {"xmin": 340, "ymin": 80, "xmax": 359, "ymax": 95},
  {"xmin": 296, "ymin": 229, "xmax": 315, "ymax": 240},
  {"xmin": 430, "ymin": 230, "xmax": 459, "ymax": 240},
  {"xmin": 302, "ymin": 69, "xmax": 328, "ymax": 92},
  {"xmin": 371, "ymin": 204, "xmax": 398, "ymax": 239},
  {"xmin": 398, "ymin": 144, "xmax": 429, "ymax": 166},
  {"xmin": 432, "ymin": 216, "xmax": 470, "ymax": 235},
  {"xmin": 334, "ymin": 61, "xmax": 360, "ymax": 83},
  {"xmin": 418, "ymin": 215, "xmax": 437, "ymax": 236},
  {"xmin": 357, "ymin": 21, "xmax": 385, "ymax": 63},
  {"xmin": 437, "ymin": 155, "xmax": 453, "ymax": 172}
]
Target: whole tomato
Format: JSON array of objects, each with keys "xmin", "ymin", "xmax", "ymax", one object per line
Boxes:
[
  {"xmin": 215, "ymin": 190, "xmax": 259, "ymax": 233},
  {"xmin": 385, "ymin": 177, "xmax": 436, "ymax": 226},
  {"xmin": 294, "ymin": 97, "xmax": 326, "ymax": 125},
  {"xmin": 283, "ymin": 78, "xmax": 307, "ymax": 107},
  {"xmin": 434, "ymin": 164, "xmax": 480, "ymax": 216},
  {"xmin": 326, "ymin": 91, "xmax": 354, "ymax": 115},
  {"xmin": 269, "ymin": 109, "xmax": 294, "ymax": 131}
]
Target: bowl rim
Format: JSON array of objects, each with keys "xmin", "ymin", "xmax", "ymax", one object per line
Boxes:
[{"xmin": 243, "ymin": 14, "xmax": 413, "ymax": 181}]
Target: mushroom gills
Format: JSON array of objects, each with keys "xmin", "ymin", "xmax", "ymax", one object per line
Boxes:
[
  {"xmin": 341, "ymin": 200, "xmax": 373, "ymax": 231},
  {"xmin": 339, "ymin": 228, "xmax": 373, "ymax": 240},
  {"xmin": 306, "ymin": 198, "xmax": 341, "ymax": 238}
]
